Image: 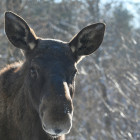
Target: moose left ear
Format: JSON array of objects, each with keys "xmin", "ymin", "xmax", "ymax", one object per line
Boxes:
[
  {"xmin": 5, "ymin": 11, "xmax": 37, "ymax": 51},
  {"xmin": 69, "ymin": 23, "xmax": 105, "ymax": 61}
]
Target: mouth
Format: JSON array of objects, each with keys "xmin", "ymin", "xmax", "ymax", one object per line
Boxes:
[
  {"xmin": 51, "ymin": 134, "xmax": 59, "ymax": 138},
  {"xmin": 42, "ymin": 124, "xmax": 60, "ymax": 138},
  {"xmin": 45, "ymin": 131, "xmax": 60, "ymax": 138}
]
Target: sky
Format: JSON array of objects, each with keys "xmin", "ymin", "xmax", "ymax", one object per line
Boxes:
[
  {"xmin": 55, "ymin": 0, "xmax": 140, "ymax": 28},
  {"xmin": 125, "ymin": 0, "xmax": 140, "ymax": 27},
  {"xmin": 102, "ymin": 0, "xmax": 140, "ymax": 27}
]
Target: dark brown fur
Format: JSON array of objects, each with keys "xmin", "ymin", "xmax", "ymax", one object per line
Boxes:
[{"xmin": 0, "ymin": 11, "xmax": 105, "ymax": 140}]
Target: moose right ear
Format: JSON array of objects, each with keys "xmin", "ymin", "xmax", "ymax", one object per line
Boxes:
[
  {"xmin": 5, "ymin": 11, "xmax": 37, "ymax": 51},
  {"xmin": 69, "ymin": 23, "xmax": 105, "ymax": 62}
]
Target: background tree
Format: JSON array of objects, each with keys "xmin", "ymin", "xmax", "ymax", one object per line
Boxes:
[{"xmin": 0, "ymin": 0, "xmax": 140, "ymax": 139}]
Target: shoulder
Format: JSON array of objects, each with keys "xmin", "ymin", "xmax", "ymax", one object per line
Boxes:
[
  {"xmin": 0, "ymin": 62, "xmax": 23, "ymax": 75},
  {"xmin": 0, "ymin": 62, "xmax": 23, "ymax": 95}
]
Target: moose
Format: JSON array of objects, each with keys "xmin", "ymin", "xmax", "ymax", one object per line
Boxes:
[{"xmin": 0, "ymin": 11, "xmax": 105, "ymax": 140}]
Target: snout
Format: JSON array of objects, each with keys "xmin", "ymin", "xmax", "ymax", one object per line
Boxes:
[
  {"xmin": 39, "ymin": 77, "xmax": 73, "ymax": 137},
  {"xmin": 39, "ymin": 97, "xmax": 73, "ymax": 137},
  {"xmin": 40, "ymin": 107, "xmax": 73, "ymax": 137},
  {"xmin": 42, "ymin": 112, "xmax": 72, "ymax": 137}
]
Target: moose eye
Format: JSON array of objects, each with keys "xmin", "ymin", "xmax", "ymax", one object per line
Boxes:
[{"xmin": 30, "ymin": 67, "xmax": 38, "ymax": 79}]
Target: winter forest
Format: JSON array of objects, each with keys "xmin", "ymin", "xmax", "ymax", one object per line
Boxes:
[{"xmin": 0, "ymin": 0, "xmax": 140, "ymax": 140}]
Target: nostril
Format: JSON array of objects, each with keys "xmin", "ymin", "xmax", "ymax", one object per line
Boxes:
[{"xmin": 54, "ymin": 128, "xmax": 62, "ymax": 134}]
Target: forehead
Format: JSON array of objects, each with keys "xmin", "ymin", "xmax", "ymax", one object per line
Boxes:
[{"xmin": 31, "ymin": 39, "xmax": 75, "ymax": 67}]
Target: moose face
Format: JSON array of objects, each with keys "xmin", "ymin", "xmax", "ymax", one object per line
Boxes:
[
  {"xmin": 27, "ymin": 39, "xmax": 75, "ymax": 137},
  {"xmin": 5, "ymin": 12, "xmax": 105, "ymax": 137}
]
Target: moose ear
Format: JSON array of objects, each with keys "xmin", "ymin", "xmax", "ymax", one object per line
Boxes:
[
  {"xmin": 5, "ymin": 11, "xmax": 37, "ymax": 51},
  {"xmin": 69, "ymin": 23, "xmax": 105, "ymax": 62}
]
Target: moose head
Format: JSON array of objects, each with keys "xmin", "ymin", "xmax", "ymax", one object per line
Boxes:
[{"xmin": 5, "ymin": 12, "xmax": 105, "ymax": 138}]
